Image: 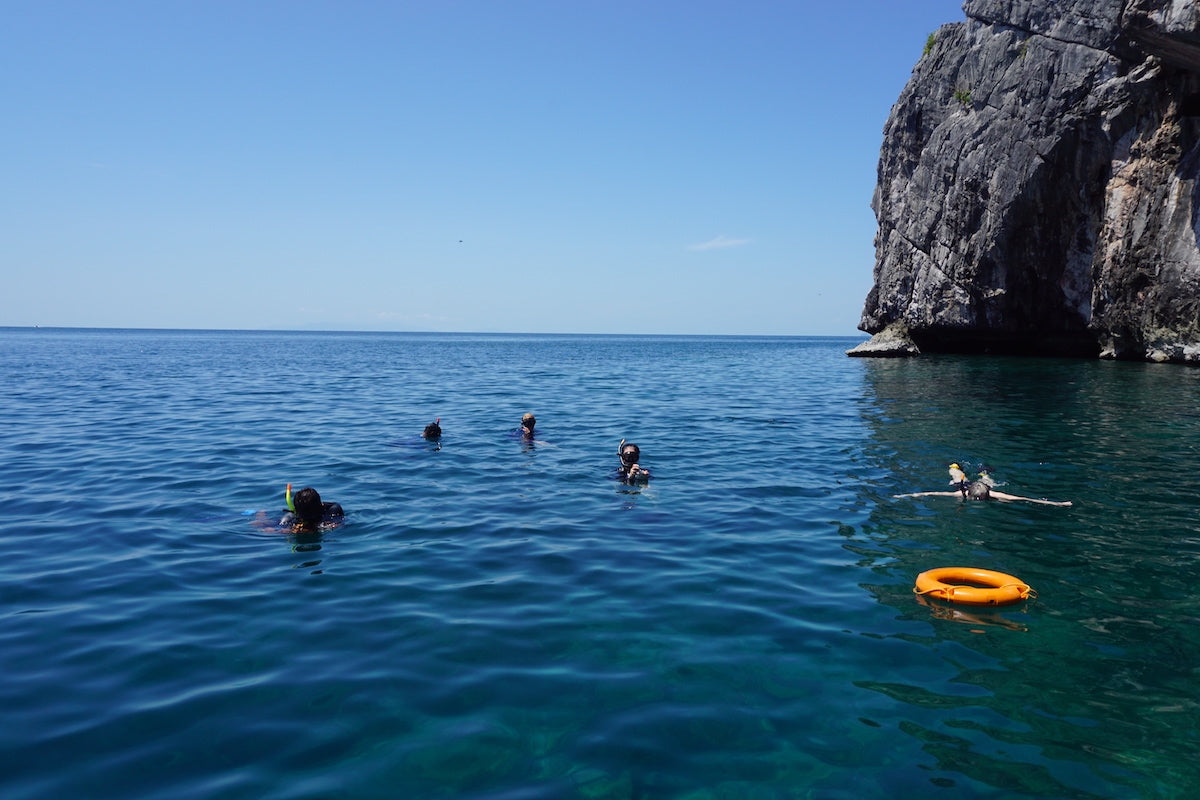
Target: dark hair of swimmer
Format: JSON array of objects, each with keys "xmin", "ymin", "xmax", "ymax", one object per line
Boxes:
[
  {"xmin": 293, "ymin": 487, "xmax": 324, "ymax": 525},
  {"xmin": 423, "ymin": 418, "xmax": 442, "ymax": 439},
  {"xmin": 967, "ymin": 481, "xmax": 991, "ymax": 501}
]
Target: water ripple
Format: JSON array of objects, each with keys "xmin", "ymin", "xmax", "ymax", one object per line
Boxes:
[{"xmin": 1, "ymin": 331, "xmax": 1196, "ymax": 798}]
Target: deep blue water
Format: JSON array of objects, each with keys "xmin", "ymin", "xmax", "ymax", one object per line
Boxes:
[{"xmin": 1, "ymin": 328, "xmax": 1198, "ymax": 799}]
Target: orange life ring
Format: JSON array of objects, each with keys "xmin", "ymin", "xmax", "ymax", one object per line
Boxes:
[{"xmin": 913, "ymin": 567, "xmax": 1035, "ymax": 606}]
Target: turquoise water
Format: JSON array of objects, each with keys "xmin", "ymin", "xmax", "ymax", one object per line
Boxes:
[{"xmin": 1, "ymin": 328, "xmax": 1198, "ymax": 799}]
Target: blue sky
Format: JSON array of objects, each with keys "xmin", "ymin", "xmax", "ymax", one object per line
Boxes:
[{"xmin": 3, "ymin": 1, "xmax": 965, "ymax": 335}]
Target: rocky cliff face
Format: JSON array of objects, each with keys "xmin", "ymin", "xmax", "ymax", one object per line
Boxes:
[{"xmin": 854, "ymin": 0, "xmax": 1200, "ymax": 362}]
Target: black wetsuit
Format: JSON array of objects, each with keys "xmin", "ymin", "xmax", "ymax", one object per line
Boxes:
[
  {"xmin": 615, "ymin": 465, "xmax": 650, "ymax": 485},
  {"xmin": 280, "ymin": 502, "xmax": 344, "ymax": 529}
]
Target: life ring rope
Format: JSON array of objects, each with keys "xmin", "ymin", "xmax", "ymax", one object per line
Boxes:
[
  {"xmin": 913, "ymin": 567, "xmax": 1035, "ymax": 606},
  {"xmin": 913, "ymin": 582, "xmax": 1037, "ymax": 599}
]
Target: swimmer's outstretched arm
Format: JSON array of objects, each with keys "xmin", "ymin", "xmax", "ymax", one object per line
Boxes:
[
  {"xmin": 893, "ymin": 491, "xmax": 961, "ymax": 498},
  {"xmin": 989, "ymin": 490, "xmax": 1072, "ymax": 507}
]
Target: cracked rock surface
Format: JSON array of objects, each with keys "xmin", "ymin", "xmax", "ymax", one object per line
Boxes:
[{"xmin": 858, "ymin": 0, "xmax": 1200, "ymax": 362}]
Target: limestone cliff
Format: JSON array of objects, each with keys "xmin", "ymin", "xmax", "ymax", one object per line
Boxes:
[{"xmin": 853, "ymin": 0, "xmax": 1200, "ymax": 362}]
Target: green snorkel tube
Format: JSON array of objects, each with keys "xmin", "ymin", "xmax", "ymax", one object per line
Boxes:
[{"xmin": 285, "ymin": 483, "xmax": 295, "ymax": 512}]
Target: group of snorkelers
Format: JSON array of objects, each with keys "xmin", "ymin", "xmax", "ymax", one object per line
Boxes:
[
  {"xmin": 268, "ymin": 418, "xmax": 1070, "ymax": 534},
  {"xmin": 426, "ymin": 413, "xmax": 650, "ymax": 484},
  {"xmin": 268, "ymin": 413, "xmax": 652, "ymax": 533},
  {"xmin": 424, "ymin": 412, "xmax": 538, "ymax": 442}
]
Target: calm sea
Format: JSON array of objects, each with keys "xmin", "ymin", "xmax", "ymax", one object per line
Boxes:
[{"xmin": 2, "ymin": 328, "xmax": 1198, "ymax": 799}]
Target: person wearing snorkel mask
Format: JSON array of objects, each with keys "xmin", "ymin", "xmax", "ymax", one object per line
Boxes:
[
  {"xmin": 280, "ymin": 485, "xmax": 345, "ymax": 531},
  {"xmin": 251, "ymin": 484, "xmax": 345, "ymax": 533},
  {"xmin": 519, "ymin": 413, "xmax": 536, "ymax": 439},
  {"xmin": 616, "ymin": 439, "xmax": 650, "ymax": 484}
]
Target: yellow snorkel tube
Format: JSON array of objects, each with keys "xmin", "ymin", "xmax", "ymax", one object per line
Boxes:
[{"xmin": 285, "ymin": 483, "xmax": 295, "ymax": 512}]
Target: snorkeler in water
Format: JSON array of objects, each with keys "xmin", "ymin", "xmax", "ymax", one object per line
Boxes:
[
  {"xmin": 277, "ymin": 484, "xmax": 345, "ymax": 531},
  {"xmin": 423, "ymin": 418, "xmax": 442, "ymax": 440},
  {"xmin": 518, "ymin": 413, "xmax": 536, "ymax": 439},
  {"xmin": 615, "ymin": 439, "xmax": 650, "ymax": 484},
  {"xmin": 510, "ymin": 412, "xmax": 549, "ymax": 447},
  {"xmin": 894, "ymin": 464, "xmax": 1071, "ymax": 507}
]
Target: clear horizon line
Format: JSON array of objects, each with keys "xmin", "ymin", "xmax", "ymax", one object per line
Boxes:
[{"xmin": 2, "ymin": 323, "xmax": 868, "ymax": 339}]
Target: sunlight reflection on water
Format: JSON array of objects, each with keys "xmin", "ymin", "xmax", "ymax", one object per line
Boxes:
[{"xmin": 0, "ymin": 330, "xmax": 1196, "ymax": 798}]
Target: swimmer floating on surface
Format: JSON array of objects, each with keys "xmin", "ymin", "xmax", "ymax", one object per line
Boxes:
[
  {"xmin": 894, "ymin": 463, "xmax": 1071, "ymax": 507},
  {"xmin": 422, "ymin": 417, "xmax": 443, "ymax": 450}
]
